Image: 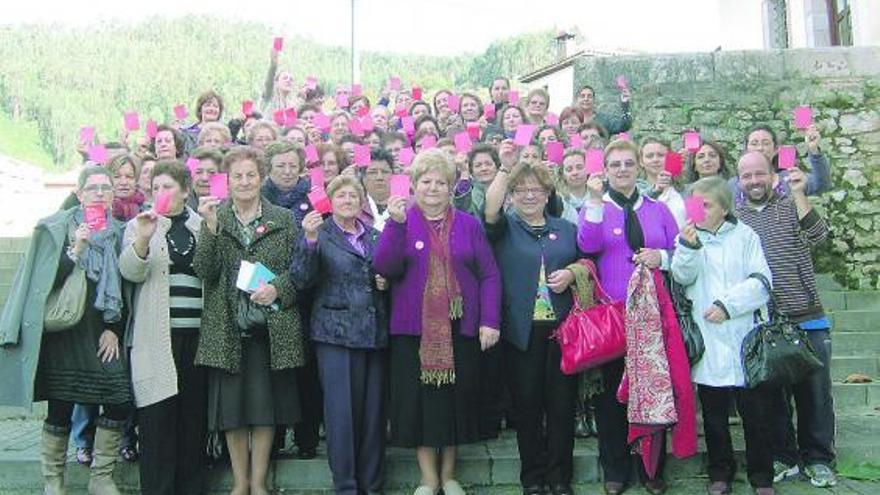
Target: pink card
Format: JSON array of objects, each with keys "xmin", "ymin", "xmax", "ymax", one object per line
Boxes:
[
  {"xmin": 401, "ymin": 116, "xmax": 415, "ymax": 135},
  {"xmin": 313, "ymin": 112, "xmax": 331, "ymax": 131},
  {"xmin": 664, "ymin": 151, "xmax": 684, "ymax": 177},
  {"xmin": 390, "ymin": 174, "xmax": 412, "ymax": 198},
  {"xmin": 568, "ymin": 133, "xmax": 584, "ymax": 149},
  {"xmin": 615, "ymin": 75, "xmax": 629, "ymax": 91},
  {"xmin": 420, "ymin": 135, "xmax": 437, "ymax": 150},
  {"xmin": 173, "ymin": 104, "xmax": 188, "ymax": 120},
  {"xmin": 336, "ymin": 94, "xmax": 349, "ymax": 109},
  {"xmin": 284, "ymin": 108, "xmax": 298, "ymax": 126},
  {"xmin": 209, "ymin": 173, "xmax": 229, "ymax": 199},
  {"xmin": 360, "ymin": 115, "xmax": 374, "ymax": 132},
  {"xmin": 242, "ymin": 100, "xmax": 254, "ymax": 116},
  {"xmin": 453, "ymin": 132, "xmax": 472, "ymax": 154},
  {"xmin": 546, "ymin": 141, "xmax": 564, "ymax": 165},
  {"xmin": 305, "ymin": 76, "xmax": 318, "ymax": 90},
  {"xmin": 586, "ymin": 149, "xmax": 605, "ymax": 175},
  {"xmin": 308, "ymin": 189, "xmax": 332, "ymax": 214},
  {"xmin": 80, "ymin": 126, "xmax": 95, "ymax": 143},
  {"xmin": 351, "ymin": 83, "xmax": 363, "ymax": 97},
  {"xmin": 513, "ymin": 124, "xmax": 536, "ymax": 146},
  {"xmin": 683, "ymin": 132, "xmax": 701, "ymax": 152},
  {"xmin": 272, "ymin": 110, "xmax": 286, "ymax": 127},
  {"xmin": 685, "ymin": 195, "xmax": 707, "ymax": 224},
  {"xmin": 273, "ymin": 37, "xmax": 284, "ymax": 52},
  {"xmin": 616, "ymin": 132, "xmax": 632, "ymax": 141},
  {"xmin": 354, "ymin": 144, "xmax": 371, "ymax": 167},
  {"xmin": 395, "ymin": 105, "xmax": 408, "ymax": 118},
  {"xmin": 356, "ymin": 105, "xmax": 370, "ymax": 118},
  {"xmin": 145, "ymin": 119, "xmax": 158, "ymax": 139},
  {"xmin": 389, "ymin": 76, "xmax": 402, "ymax": 91},
  {"xmin": 447, "ymin": 94, "xmax": 460, "ymax": 114},
  {"xmin": 154, "ymin": 190, "xmax": 173, "ymax": 216},
  {"xmin": 87, "ymin": 145, "xmax": 108, "ymax": 164},
  {"xmin": 793, "ymin": 106, "xmax": 813, "ymax": 129},
  {"xmin": 84, "ymin": 204, "xmax": 107, "ymax": 232},
  {"xmin": 123, "ymin": 112, "xmax": 140, "ymax": 131},
  {"xmin": 309, "ymin": 167, "xmax": 324, "ymax": 190},
  {"xmin": 399, "ymin": 147, "xmax": 415, "ymax": 166},
  {"xmin": 466, "ymin": 122, "xmax": 481, "ymax": 141},
  {"xmin": 411, "ymin": 87, "xmax": 422, "ymax": 101},
  {"xmin": 185, "ymin": 157, "xmax": 200, "ymax": 176},
  {"xmin": 304, "ymin": 144, "xmax": 319, "ymax": 164},
  {"xmin": 508, "ymin": 90, "xmax": 519, "ymax": 106},
  {"xmin": 778, "ymin": 145, "xmax": 797, "ymax": 170},
  {"xmin": 545, "ymin": 112, "xmax": 559, "ymax": 126},
  {"xmin": 349, "ymin": 117, "xmax": 364, "ymax": 136},
  {"xmin": 484, "ymin": 103, "xmax": 496, "ymax": 121}
]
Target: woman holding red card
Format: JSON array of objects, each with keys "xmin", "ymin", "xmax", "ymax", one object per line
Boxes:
[
  {"xmin": 0, "ymin": 165, "xmax": 132, "ymax": 495},
  {"xmin": 260, "ymin": 140, "xmax": 312, "ymax": 224},
  {"xmin": 107, "ymin": 153, "xmax": 144, "ymax": 221},
  {"xmin": 683, "ymin": 139, "xmax": 730, "ymax": 184},
  {"xmin": 637, "ymin": 138, "xmax": 686, "ymax": 227}
]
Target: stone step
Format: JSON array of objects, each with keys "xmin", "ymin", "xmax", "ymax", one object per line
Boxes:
[
  {"xmin": 0, "ymin": 238, "xmax": 30, "ymax": 252},
  {"xmin": 815, "ymin": 273, "xmax": 845, "ymax": 291},
  {"xmin": 830, "ymin": 310, "xmax": 880, "ymax": 333},
  {"xmin": 832, "ymin": 332, "xmax": 880, "ymax": 356},
  {"xmin": 832, "ymin": 383, "xmax": 880, "ymax": 411},
  {"xmin": 0, "ymin": 251, "xmax": 24, "ymax": 269},
  {"xmin": 831, "ymin": 355, "xmax": 880, "ymax": 381},
  {"xmin": 819, "ymin": 291, "xmax": 880, "ymax": 311}
]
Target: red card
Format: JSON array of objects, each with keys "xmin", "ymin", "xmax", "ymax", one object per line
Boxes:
[
  {"xmin": 411, "ymin": 86, "xmax": 423, "ymax": 100},
  {"xmin": 87, "ymin": 145, "xmax": 108, "ymax": 164},
  {"xmin": 145, "ymin": 119, "xmax": 158, "ymax": 139},
  {"xmin": 508, "ymin": 90, "xmax": 519, "ymax": 106},
  {"xmin": 484, "ymin": 103, "xmax": 496, "ymax": 121},
  {"xmin": 546, "ymin": 141, "xmax": 564, "ymax": 165},
  {"xmin": 305, "ymin": 76, "xmax": 318, "ymax": 90},
  {"xmin": 154, "ymin": 190, "xmax": 173, "ymax": 216},
  {"xmin": 685, "ymin": 195, "xmax": 707, "ymax": 224},
  {"xmin": 173, "ymin": 104, "xmax": 187, "ymax": 120},
  {"xmin": 84, "ymin": 204, "xmax": 107, "ymax": 232},
  {"xmin": 284, "ymin": 108, "xmax": 298, "ymax": 126},
  {"xmin": 420, "ymin": 135, "xmax": 437, "ymax": 150},
  {"xmin": 309, "ymin": 167, "xmax": 324, "ymax": 190},
  {"xmin": 336, "ymin": 94, "xmax": 349, "ymax": 109},
  {"xmin": 453, "ymin": 132, "xmax": 472, "ymax": 154},
  {"xmin": 586, "ymin": 149, "xmax": 605, "ymax": 175},
  {"xmin": 273, "ymin": 37, "xmax": 284, "ymax": 52},
  {"xmin": 513, "ymin": 124, "xmax": 536, "ymax": 146},
  {"xmin": 683, "ymin": 132, "xmax": 701, "ymax": 152},
  {"xmin": 351, "ymin": 83, "xmax": 362, "ymax": 97},
  {"xmin": 185, "ymin": 157, "xmax": 200, "ymax": 176},
  {"xmin": 615, "ymin": 75, "xmax": 629, "ymax": 91},
  {"xmin": 568, "ymin": 133, "xmax": 584, "ymax": 149},
  {"xmin": 395, "ymin": 105, "xmax": 408, "ymax": 118},
  {"xmin": 390, "ymin": 174, "xmax": 412, "ymax": 198},
  {"xmin": 778, "ymin": 145, "xmax": 797, "ymax": 170},
  {"xmin": 123, "ymin": 112, "xmax": 140, "ymax": 131},
  {"xmin": 466, "ymin": 122, "xmax": 481, "ymax": 141},
  {"xmin": 304, "ymin": 144, "xmax": 319, "ymax": 164},
  {"xmin": 360, "ymin": 115, "xmax": 374, "ymax": 132},
  {"xmin": 242, "ymin": 100, "xmax": 254, "ymax": 116},
  {"xmin": 389, "ymin": 76, "xmax": 402, "ymax": 91},
  {"xmin": 664, "ymin": 151, "xmax": 684, "ymax": 177},
  {"xmin": 354, "ymin": 144, "xmax": 371, "ymax": 167},
  {"xmin": 349, "ymin": 118, "xmax": 364, "ymax": 136},
  {"xmin": 313, "ymin": 112, "xmax": 331, "ymax": 131},
  {"xmin": 447, "ymin": 94, "xmax": 460, "ymax": 114},
  {"xmin": 399, "ymin": 147, "xmax": 415, "ymax": 166},
  {"xmin": 80, "ymin": 126, "xmax": 95, "ymax": 143},
  {"xmin": 308, "ymin": 189, "xmax": 332, "ymax": 214},
  {"xmin": 272, "ymin": 110, "xmax": 286, "ymax": 127},
  {"xmin": 209, "ymin": 173, "xmax": 228, "ymax": 199},
  {"xmin": 401, "ymin": 116, "xmax": 415, "ymax": 135},
  {"xmin": 545, "ymin": 112, "xmax": 559, "ymax": 126},
  {"xmin": 356, "ymin": 105, "xmax": 370, "ymax": 118},
  {"xmin": 793, "ymin": 106, "xmax": 813, "ymax": 130}
]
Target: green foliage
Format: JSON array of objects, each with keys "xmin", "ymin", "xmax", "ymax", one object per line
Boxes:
[{"xmin": 0, "ymin": 111, "xmax": 55, "ymax": 169}]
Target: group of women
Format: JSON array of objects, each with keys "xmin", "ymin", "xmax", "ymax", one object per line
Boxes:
[{"xmin": 0, "ymin": 60, "xmax": 831, "ymax": 495}]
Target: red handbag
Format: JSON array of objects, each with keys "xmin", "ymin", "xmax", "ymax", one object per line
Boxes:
[{"xmin": 555, "ymin": 260, "xmax": 626, "ymax": 375}]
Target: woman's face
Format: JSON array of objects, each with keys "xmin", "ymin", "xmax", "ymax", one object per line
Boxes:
[
  {"xmin": 276, "ymin": 71, "xmax": 294, "ymax": 93},
  {"xmin": 434, "ymin": 91, "xmax": 450, "ymax": 114},
  {"xmin": 698, "ymin": 194, "xmax": 728, "ymax": 231},
  {"xmin": 520, "ymin": 145, "xmax": 541, "ymax": 164},
  {"xmin": 526, "ymin": 94, "xmax": 547, "ymax": 122},
  {"xmin": 576, "ymin": 87, "xmax": 595, "ymax": 113},
  {"xmin": 414, "ymin": 169, "xmax": 451, "ymax": 212},
  {"xmin": 365, "ymin": 132, "xmax": 382, "ymax": 150},
  {"xmin": 193, "ymin": 159, "xmax": 219, "ymax": 197},
  {"xmin": 155, "ymin": 130, "xmax": 177, "ymax": 160},
  {"xmin": 341, "ymin": 142, "xmax": 356, "ymax": 164},
  {"xmin": 510, "ymin": 175, "xmax": 549, "ymax": 220},
  {"xmin": 562, "ymin": 154, "xmax": 587, "ymax": 190},
  {"xmin": 490, "ymin": 78, "xmax": 509, "ymax": 104},
  {"xmin": 562, "ymin": 115, "xmax": 581, "ymax": 136},
  {"xmin": 580, "ymin": 128, "xmax": 601, "ymax": 145},
  {"xmin": 605, "ymin": 149, "xmax": 639, "ymax": 193},
  {"xmin": 371, "ymin": 107, "xmax": 389, "ymax": 131},
  {"xmin": 251, "ymin": 128, "xmax": 274, "ymax": 150},
  {"xmin": 200, "ymin": 97, "xmax": 221, "ymax": 123},
  {"xmin": 269, "ymin": 151, "xmax": 302, "ymax": 190},
  {"xmin": 502, "ymin": 108, "xmax": 524, "ymax": 133},
  {"xmin": 537, "ymin": 128, "xmax": 558, "ymax": 146},
  {"xmin": 113, "ymin": 162, "xmax": 136, "ymax": 199},
  {"xmin": 460, "ymin": 96, "xmax": 480, "ymax": 122},
  {"xmin": 243, "ymin": 117, "xmax": 260, "ymax": 137},
  {"xmin": 640, "ymin": 142, "xmax": 667, "ymax": 177},
  {"xmin": 331, "ymin": 185, "xmax": 362, "ymax": 221},
  {"xmin": 417, "ymin": 120, "xmax": 439, "ymax": 137},
  {"xmin": 151, "ymin": 174, "xmax": 188, "ymax": 214},
  {"xmin": 746, "ymin": 130, "xmax": 775, "ymax": 160},
  {"xmin": 228, "ymin": 159, "xmax": 261, "ymax": 204},
  {"xmin": 411, "ymin": 103, "xmax": 430, "ymax": 120},
  {"xmin": 471, "ymin": 152, "xmax": 498, "ymax": 186},
  {"xmin": 330, "ymin": 116, "xmax": 349, "ymax": 142},
  {"xmin": 396, "ymin": 91, "xmax": 412, "ymax": 111},
  {"xmin": 299, "ymin": 109, "xmax": 316, "ymax": 125},
  {"xmin": 695, "ymin": 144, "xmax": 721, "ymax": 178},
  {"xmin": 321, "ymin": 151, "xmax": 341, "ymax": 183},
  {"xmin": 284, "ymin": 128, "xmax": 306, "ymax": 147},
  {"xmin": 77, "ymin": 173, "xmax": 114, "ymax": 208},
  {"xmin": 138, "ymin": 160, "xmax": 155, "ymax": 196},
  {"xmin": 201, "ymin": 130, "xmax": 226, "ymax": 149},
  {"xmin": 349, "ymin": 98, "xmax": 367, "ymax": 116}
]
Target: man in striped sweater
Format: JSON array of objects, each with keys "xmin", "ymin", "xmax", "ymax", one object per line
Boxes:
[{"xmin": 735, "ymin": 151, "xmax": 837, "ymax": 489}]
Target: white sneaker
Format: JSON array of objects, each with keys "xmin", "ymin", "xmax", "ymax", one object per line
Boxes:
[{"xmin": 772, "ymin": 461, "xmax": 800, "ymax": 483}]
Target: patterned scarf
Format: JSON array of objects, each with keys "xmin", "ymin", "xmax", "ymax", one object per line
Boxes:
[
  {"xmin": 417, "ymin": 207, "xmax": 462, "ymax": 386},
  {"xmin": 72, "ymin": 207, "xmax": 124, "ymax": 324},
  {"xmin": 112, "ymin": 191, "xmax": 145, "ymax": 222}
]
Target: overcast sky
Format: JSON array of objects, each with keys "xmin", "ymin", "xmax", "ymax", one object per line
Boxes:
[{"xmin": 5, "ymin": 0, "xmax": 763, "ymax": 55}]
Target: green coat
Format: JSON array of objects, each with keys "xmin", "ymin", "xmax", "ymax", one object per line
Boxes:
[{"xmin": 193, "ymin": 198, "xmax": 304, "ymax": 373}]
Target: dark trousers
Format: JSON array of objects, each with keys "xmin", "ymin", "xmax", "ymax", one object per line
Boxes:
[
  {"xmin": 507, "ymin": 326, "xmax": 577, "ymax": 487},
  {"xmin": 699, "ymin": 384, "xmax": 773, "ymax": 489},
  {"xmin": 138, "ymin": 332, "xmax": 208, "ymax": 495},
  {"xmin": 294, "ymin": 343, "xmax": 323, "ymax": 452},
  {"xmin": 315, "ymin": 343, "xmax": 386, "ymax": 495},
  {"xmin": 478, "ymin": 343, "xmax": 504, "ymax": 438},
  {"xmin": 592, "ymin": 358, "xmax": 666, "ymax": 484},
  {"xmin": 769, "ymin": 329, "xmax": 836, "ymax": 467},
  {"xmin": 47, "ymin": 400, "xmax": 130, "ymax": 430}
]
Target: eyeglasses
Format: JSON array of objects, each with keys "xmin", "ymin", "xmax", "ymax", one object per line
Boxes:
[
  {"xmin": 607, "ymin": 160, "xmax": 637, "ymax": 170},
  {"xmin": 82, "ymin": 184, "xmax": 113, "ymax": 193},
  {"xmin": 513, "ymin": 187, "xmax": 548, "ymax": 197},
  {"xmin": 365, "ymin": 168, "xmax": 392, "ymax": 177}
]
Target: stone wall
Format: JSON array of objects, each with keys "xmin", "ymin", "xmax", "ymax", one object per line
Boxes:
[{"xmin": 574, "ymin": 46, "xmax": 880, "ymax": 289}]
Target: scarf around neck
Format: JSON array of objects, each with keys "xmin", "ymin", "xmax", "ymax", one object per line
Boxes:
[
  {"xmin": 73, "ymin": 207, "xmax": 124, "ymax": 324},
  {"xmin": 112, "ymin": 191, "xmax": 145, "ymax": 222},
  {"xmin": 608, "ymin": 188, "xmax": 645, "ymax": 253},
  {"xmin": 416, "ymin": 206, "xmax": 462, "ymax": 386}
]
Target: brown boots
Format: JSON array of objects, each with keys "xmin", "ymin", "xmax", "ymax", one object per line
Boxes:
[{"xmin": 87, "ymin": 426, "xmax": 122, "ymax": 495}]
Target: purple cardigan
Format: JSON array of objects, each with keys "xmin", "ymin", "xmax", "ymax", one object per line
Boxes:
[
  {"xmin": 372, "ymin": 206, "xmax": 501, "ymax": 337},
  {"xmin": 578, "ymin": 195, "xmax": 678, "ymax": 301}
]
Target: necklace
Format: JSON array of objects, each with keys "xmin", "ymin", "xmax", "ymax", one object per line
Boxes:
[{"xmin": 167, "ymin": 230, "xmax": 194, "ymax": 257}]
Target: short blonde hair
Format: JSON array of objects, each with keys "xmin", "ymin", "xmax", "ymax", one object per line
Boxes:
[
  {"xmin": 603, "ymin": 139, "xmax": 640, "ymax": 165},
  {"xmin": 507, "ymin": 161, "xmax": 554, "ymax": 194},
  {"xmin": 411, "ymin": 148, "xmax": 456, "ymax": 187},
  {"xmin": 246, "ymin": 121, "xmax": 278, "ymax": 144},
  {"xmin": 326, "ymin": 175, "xmax": 366, "ymax": 206},
  {"xmin": 688, "ymin": 176, "xmax": 732, "ymax": 213},
  {"xmin": 197, "ymin": 122, "xmax": 232, "ymax": 146}
]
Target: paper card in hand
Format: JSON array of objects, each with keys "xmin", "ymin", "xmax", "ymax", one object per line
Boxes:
[
  {"xmin": 146, "ymin": 119, "xmax": 158, "ymax": 139},
  {"xmin": 794, "ymin": 106, "xmax": 812, "ymax": 130},
  {"xmin": 399, "ymin": 147, "xmax": 415, "ymax": 166},
  {"xmin": 664, "ymin": 151, "xmax": 684, "ymax": 178},
  {"xmin": 80, "ymin": 126, "xmax": 95, "ymax": 144},
  {"xmin": 354, "ymin": 144, "xmax": 371, "ymax": 167},
  {"xmin": 586, "ymin": 148, "xmax": 605, "ymax": 175},
  {"xmin": 453, "ymin": 132, "xmax": 472, "ymax": 154},
  {"xmin": 778, "ymin": 145, "xmax": 797, "ymax": 170},
  {"xmin": 173, "ymin": 105, "xmax": 188, "ymax": 120},
  {"xmin": 185, "ymin": 157, "xmax": 200, "ymax": 176},
  {"xmin": 123, "ymin": 112, "xmax": 140, "ymax": 131},
  {"xmin": 242, "ymin": 100, "xmax": 254, "ymax": 116},
  {"xmin": 514, "ymin": 124, "xmax": 536, "ymax": 146},
  {"xmin": 209, "ymin": 173, "xmax": 229, "ymax": 199},
  {"xmin": 447, "ymin": 94, "xmax": 460, "ymax": 114},
  {"xmin": 87, "ymin": 145, "xmax": 108, "ymax": 164},
  {"xmin": 154, "ymin": 190, "xmax": 173, "ymax": 216},
  {"xmin": 304, "ymin": 144, "xmax": 319, "ymax": 164},
  {"xmin": 615, "ymin": 75, "xmax": 629, "ymax": 91},
  {"xmin": 544, "ymin": 112, "xmax": 559, "ymax": 126},
  {"xmin": 466, "ymin": 122, "xmax": 481, "ymax": 141},
  {"xmin": 401, "ymin": 116, "xmax": 415, "ymax": 135},
  {"xmin": 273, "ymin": 37, "xmax": 284, "ymax": 52},
  {"xmin": 508, "ymin": 90, "xmax": 519, "ymax": 106},
  {"xmin": 420, "ymin": 135, "xmax": 437, "ymax": 150},
  {"xmin": 546, "ymin": 141, "xmax": 564, "ymax": 165},
  {"xmin": 336, "ymin": 94, "xmax": 349, "ymax": 109},
  {"xmin": 568, "ymin": 133, "xmax": 584, "ymax": 149},
  {"xmin": 272, "ymin": 110, "xmax": 286, "ymax": 126},
  {"xmin": 351, "ymin": 83, "xmax": 362, "ymax": 97},
  {"xmin": 685, "ymin": 195, "xmax": 707, "ymax": 224},
  {"xmin": 349, "ymin": 118, "xmax": 364, "ymax": 136},
  {"xmin": 308, "ymin": 189, "xmax": 332, "ymax": 214},
  {"xmin": 484, "ymin": 103, "xmax": 496, "ymax": 122},
  {"xmin": 411, "ymin": 86, "xmax": 422, "ymax": 100},
  {"xmin": 390, "ymin": 174, "xmax": 411, "ymax": 198},
  {"xmin": 360, "ymin": 115, "xmax": 374, "ymax": 132},
  {"xmin": 683, "ymin": 131, "xmax": 701, "ymax": 152},
  {"xmin": 309, "ymin": 167, "xmax": 324, "ymax": 190},
  {"xmin": 389, "ymin": 76, "xmax": 402, "ymax": 91},
  {"xmin": 84, "ymin": 204, "xmax": 107, "ymax": 232},
  {"xmin": 284, "ymin": 108, "xmax": 298, "ymax": 126}
]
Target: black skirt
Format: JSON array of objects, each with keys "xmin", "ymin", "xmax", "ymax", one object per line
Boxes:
[
  {"xmin": 207, "ymin": 333, "xmax": 300, "ymax": 431},
  {"xmin": 389, "ymin": 332, "xmax": 481, "ymax": 448}
]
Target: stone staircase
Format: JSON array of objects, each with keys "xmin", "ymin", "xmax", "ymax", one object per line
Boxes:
[{"xmin": 0, "ymin": 239, "xmax": 877, "ymax": 493}]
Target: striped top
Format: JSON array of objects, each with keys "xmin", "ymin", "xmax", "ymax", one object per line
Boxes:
[
  {"xmin": 736, "ymin": 193, "xmax": 828, "ymax": 323},
  {"xmin": 166, "ymin": 211, "xmax": 202, "ymax": 330}
]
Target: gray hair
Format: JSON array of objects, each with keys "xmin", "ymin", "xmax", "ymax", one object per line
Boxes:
[
  {"xmin": 77, "ymin": 165, "xmax": 114, "ymax": 191},
  {"xmin": 688, "ymin": 176, "xmax": 732, "ymax": 213}
]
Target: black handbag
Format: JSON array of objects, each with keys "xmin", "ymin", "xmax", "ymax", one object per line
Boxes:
[
  {"xmin": 740, "ymin": 272, "xmax": 823, "ymax": 388},
  {"xmin": 665, "ymin": 273, "xmax": 705, "ymax": 366},
  {"xmin": 235, "ymin": 290, "xmax": 269, "ymax": 333}
]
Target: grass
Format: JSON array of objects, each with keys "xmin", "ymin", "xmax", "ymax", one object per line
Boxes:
[{"xmin": 0, "ymin": 112, "xmax": 56, "ymax": 170}]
